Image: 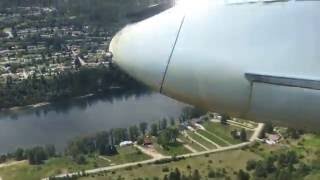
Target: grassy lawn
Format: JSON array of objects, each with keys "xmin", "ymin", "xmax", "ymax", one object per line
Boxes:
[
  {"xmin": 78, "ymin": 150, "xmax": 262, "ymax": 180},
  {"xmin": 197, "ymin": 129, "xmax": 229, "ymax": 147},
  {"xmin": 178, "ymin": 135, "xmax": 206, "ymax": 152},
  {"xmin": 104, "ymin": 146, "xmax": 151, "ymax": 164},
  {"xmin": 305, "ymin": 171, "xmax": 320, "ymax": 180},
  {"xmin": 0, "ymin": 146, "xmax": 150, "ymax": 180},
  {"xmin": 153, "ymin": 141, "xmax": 191, "ymax": 156},
  {"xmin": 186, "ymin": 131, "xmax": 217, "ymax": 149},
  {"xmin": 302, "ymin": 134, "xmax": 320, "ymax": 148},
  {"xmin": 203, "ymin": 121, "xmax": 248, "ymax": 144},
  {"xmin": 0, "ymin": 156, "xmax": 109, "ymax": 180}
]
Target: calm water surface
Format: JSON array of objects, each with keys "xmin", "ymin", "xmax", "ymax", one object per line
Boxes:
[{"xmin": 0, "ymin": 92, "xmax": 186, "ymax": 153}]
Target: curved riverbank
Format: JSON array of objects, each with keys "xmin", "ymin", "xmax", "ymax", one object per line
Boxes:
[{"xmin": 0, "ymin": 92, "xmax": 186, "ymax": 153}]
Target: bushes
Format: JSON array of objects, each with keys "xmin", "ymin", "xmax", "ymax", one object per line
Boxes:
[
  {"xmin": 237, "ymin": 169, "xmax": 250, "ymax": 180},
  {"xmin": 246, "ymin": 160, "xmax": 257, "ymax": 171},
  {"xmin": 154, "ymin": 156, "xmax": 185, "ymax": 165},
  {"xmin": 162, "ymin": 166, "xmax": 169, "ymax": 172},
  {"xmin": 8, "ymin": 145, "xmax": 56, "ymax": 165},
  {"xmin": 74, "ymin": 155, "xmax": 86, "ymax": 165},
  {"xmin": 27, "ymin": 146, "xmax": 49, "ymax": 165},
  {"xmin": 0, "ymin": 155, "xmax": 7, "ymax": 163}
]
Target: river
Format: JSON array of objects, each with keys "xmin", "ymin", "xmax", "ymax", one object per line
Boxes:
[{"xmin": 0, "ymin": 92, "xmax": 186, "ymax": 153}]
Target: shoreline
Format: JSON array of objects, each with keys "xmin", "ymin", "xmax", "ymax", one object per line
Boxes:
[
  {"xmin": 0, "ymin": 93, "xmax": 97, "ymax": 112},
  {"xmin": 1, "ymin": 102, "xmax": 51, "ymax": 112},
  {"xmin": 0, "ymin": 86, "xmax": 146, "ymax": 113}
]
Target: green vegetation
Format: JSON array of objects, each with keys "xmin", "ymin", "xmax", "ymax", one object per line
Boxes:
[
  {"xmin": 203, "ymin": 121, "xmax": 247, "ymax": 144},
  {"xmin": 76, "ymin": 132, "xmax": 320, "ymax": 180},
  {"xmin": 0, "ymin": 147, "xmax": 149, "ymax": 180},
  {"xmin": 0, "ymin": 156, "xmax": 109, "ymax": 180},
  {"xmin": 179, "ymin": 107, "xmax": 207, "ymax": 122},
  {"xmin": 0, "ymin": 67, "xmax": 148, "ymax": 109},
  {"xmin": 178, "ymin": 135, "xmax": 206, "ymax": 152},
  {"xmin": 104, "ymin": 146, "xmax": 150, "ymax": 164},
  {"xmin": 197, "ymin": 129, "xmax": 229, "ymax": 146},
  {"xmin": 78, "ymin": 150, "xmax": 261, "ymax": 180},
  {"xmin": 186, "ymin": 131, "xmax": 217, "ymax": 149},
  {"xmin": 153, "ymin": 142, "xmax": 190, "ymax": 156}
]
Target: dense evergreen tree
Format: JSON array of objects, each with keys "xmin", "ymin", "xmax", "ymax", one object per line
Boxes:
[
  {"xmin": 240, "ymin": 129, "xmax": 247, "ymax": 142},
  {"xmin": 265, "ymin": 122, "xmax": 274, "ymax": 133},
  {"xmin": 14, "ymin": 148, "xmax": 25, "ymax": 161},
  {"xmin": 150, "ymin": 123, "xmax": 158, "ymax": 137},
  {"xmin": 129, "ymin": 125, "xmax": 140, "ymax": 141},
  {"xmin": 220, "ymin": 114, "xmax": 230, "ymax": 125},
  {"xmin": 0, "ymin": 67, "xmax": 148, "ymax": 109},
  {"xmin": 170, "ymin": 117, "xmax": 175, "ymax": 127},
  {"xmin": 27, "ymin": 146, "xmax": 48, "ymax": 165},
  {"xmin": 139, "ymin": 122, "xmax": 148, "ymax": 136},
  {"xmin": 160, "ymin": 118, "xmax": 167, "ymax": 130},
  {"xmin": 237, "ymin": 169, "xmax": 250, "ymax": 180}
]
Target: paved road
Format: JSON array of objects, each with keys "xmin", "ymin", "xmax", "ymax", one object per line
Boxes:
[
  {"xmin": 250, "ymin": 123, "xmax": 265, "ymax": 142},
  {"xmin": 46, "ymin": 141, "xmax": 252, "ymax": 180},
  {"xmin": 44, "ymin": 123, "xmax": 265, "ymax": 180},
  {"xmin": 43, "ymin": 157, "xmax": 167, "ymax": 180},
  {"xmin": 176, "ymin": 142, "xmax": 251, "ymax": 159}
]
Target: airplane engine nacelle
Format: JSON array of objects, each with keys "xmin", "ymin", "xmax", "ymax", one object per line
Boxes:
[{"xmin": 110, "ymin": 0, "xmax": 320, "ymax": 131}]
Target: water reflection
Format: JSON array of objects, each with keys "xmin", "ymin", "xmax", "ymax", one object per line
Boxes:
[
  {"xmin": 0, "ymin": 89, "xmax": 185, "ymax": 153},
  {"xmin": 0, "ymin": 88, "xmax": 151, "ymax": 120}
]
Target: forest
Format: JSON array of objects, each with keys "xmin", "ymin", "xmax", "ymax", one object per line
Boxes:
[{"xmin": 0, "ymin": 66, "xmax": 147, "ymax": 109}]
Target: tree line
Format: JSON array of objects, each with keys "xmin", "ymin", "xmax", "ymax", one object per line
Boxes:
[
  {"xmin": 0, "ymin": 145, "xmax": 56, "ymax": 165},
  {"xmin": 65, "ymin": 117, "xmax": 181, "ymax": 163},
  {"xmin": 0, "ymin": 66, "xmax": 147, "ymax": 109}
]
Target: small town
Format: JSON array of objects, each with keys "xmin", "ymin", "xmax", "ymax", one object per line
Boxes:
[{"xmin": 0, "ymin": 6, "xmax": 112, "ymax": 84}]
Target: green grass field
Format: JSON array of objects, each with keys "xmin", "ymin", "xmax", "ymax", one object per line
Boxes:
[
  {"xmin": 78, "ymin": 150, "xmax": 262, "ymax": 180},
  {"xmin": 203, "ymin": 122, "xmax": 247, "ymax": 144},
  {"xmin": 153, "ymin": 142, "xmax": 191, "ymax": 156},
  {"xmin": 197, "ymin": 129, "xmax": 229, "ymax": 147},
  {"xmin": 178, "ymin": 135, "xmax": 206, "ymax": 152},
  {"xmin": 0, "ymin": 146, "xmax": 150, "ymax": 180},
  {"xmin": 0, "ymin": 156, "xmax": 109, "ymax": 180},
  {"xmin": 186, "ymin": 131, "xmax": 217, "ymax": 149},
  {"xmin": 104, "ymin": 146, "xmax": 151, "ymax": 164},
  {"xmin": 303, "ymin": 134, "xmax": 320, "ymax": 148},
  {"xmin": 77, "ymin": 133, "xmax": 320, "ymax": 180}
]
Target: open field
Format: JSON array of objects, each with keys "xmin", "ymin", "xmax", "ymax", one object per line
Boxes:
[
  {"xmin": 0, "ymin": 146, "xmax": 150, "ymax": 180},
  {"xmin": 78, "ymin": 150, "xmax": 262, "ymax": 180},
  {"xmin": 153, "ymin": 142, "xmax": 191, "ymax": 156},
  {"xmin": 103, "ymin": 146, "xmax": 151, "ymax": 165},
  {"xmin": 76, "ymin": 133, "xmax": 320, "ymax": 180},
  {"xmin": 203, "ymin": 121, "xmax": 253, "ymax": 144},
  {"xmin": 0, "ymin": 156, "xmax": 109, "ymax": 180},
  {"xmin": 186, "ymin": 131, "xmax": 217, "ymax": 149},
  {"xmin": 178, "ymin": 135, "xmax": 206, "ymax": 152},
  {"xmin": 197, "ymin": 129, "xmax": 230, "ymax": 147}
]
